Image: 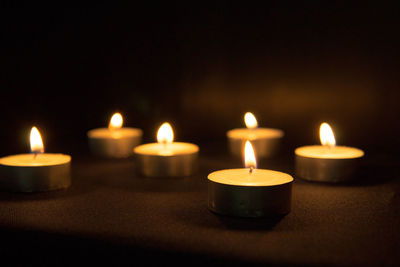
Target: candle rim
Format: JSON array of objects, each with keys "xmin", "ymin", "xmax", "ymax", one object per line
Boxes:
[
  {"xmin": 295, "ymin": 145, "xmax": 364, "ymax": 159},
  {"xmin": 134, "ymin": 142, "xmax": 199, "ymax": 156},
  {"xmin": 208, "ymin": 168, "xmax": 293, "ymax": 186},
  {"xmin": 0, "ymin": 153, "xmax": 71, "ymax": 167},
  {"xmin": 227, "ymin": 127, "xmax": 284, "ymax": 139},
  {"xmin": 87, "ymin": 127, "xmax": 143, "ymax": 138}
]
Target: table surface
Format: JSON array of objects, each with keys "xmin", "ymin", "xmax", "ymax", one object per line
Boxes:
[{"xmin": 0, "ymin": 144, "xmax": 399, "ymax": 266}]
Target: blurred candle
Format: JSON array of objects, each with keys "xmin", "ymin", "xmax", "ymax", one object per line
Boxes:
[
  {"xmin": 134, "ymin": 122, "xmax": 199, "ymax": 177},
  {"xmin": 208, "ymin": 141, "xmax": 293, "ymax": 217},
  {"xmin": 88, "ymin": 112, "xmax": 142, "ymax": 158},
  {"xmin": 0, "ymin": 127, "xmax": 71, "ymax": 192},
  {"xmin": 295, "ymin": 122, "xmax": 364, "ymax": 183},
  {"xmin": 227, "ymin": 112, "xmax": 284, "ymax": 158}
]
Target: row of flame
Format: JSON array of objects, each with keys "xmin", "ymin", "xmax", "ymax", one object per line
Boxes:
[{"xmin": 30, "ymin": 112, "xmax": 336, "ymax": 171}]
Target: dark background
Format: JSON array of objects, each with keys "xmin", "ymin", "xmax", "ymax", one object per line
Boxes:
[
  {"xmin": 1, "ymin": 3, "xmax": 399, "ymax": 157},
  {"xmin": 0, "ymin": 3, "xmax": 400, "ymax": 266}
]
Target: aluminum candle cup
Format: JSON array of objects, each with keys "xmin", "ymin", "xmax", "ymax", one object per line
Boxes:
[
  {"xmin": 0, "ymin": 154, "xmax": 71, "ymax": 192},
  {"xmin": 88, "ymin": 128, "xmax": 142, "ymax": 158},
  {"xmin": 134, "ymin": 142, "xmax": 199, "ymax": 177},
  {"xmin": 227, "ymin": 112, "xmax": 284, "ymax": 158},
  {"xmin": 295, "ymin": 146, "xmax": 364, "ymax": 183},
  {"xmin": 0, "ymin": 126, "xmax": 71, "ymax": 192},
  {"xmin": 295, "ymin": 122, "xmax": 365, "ymax": 183},
  {"xmin": 208, "ymin": 140, "xmax": 293, "ymax": 218},
  {"xmin": 87, "ymin": 113, "xmax": 142, "ymax": 158},
  {"xmin": 227, "ymin": 128, "xmax": 284, "ymax": 158},
  {"xmin": 208, "ymin": 169, "xmax": 293, "ymax": 217},
  {"xmin": 134, "ymin": 122, "xmax": 199, "ymax": 177}
]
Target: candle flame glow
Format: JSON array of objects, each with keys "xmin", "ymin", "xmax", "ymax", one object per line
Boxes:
[
  {"xmin": 320, "ymin": 122, "xmax": 336, "ymax": 147},
  {"xmin": 109, "ymin": 113, "xmax": 123, "ymax": 130},
  {"xmin": 157, "ymin": 122, "xmax": 174, "ymax": 144},
  {"xmin": 30, "ymin": 126, "xmax": 44, "ymax": 153},
  {"xmin": 244, "ymin": 112, "xmax": 258, "ymax": 129},
  {"xmin": 244, "ymin": 140, "xmax": 257, "ymax": 171}
]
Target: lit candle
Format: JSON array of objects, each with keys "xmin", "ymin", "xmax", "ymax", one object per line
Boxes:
[
  {"xmin": 295, "ymin": 122, "xmax": 364, "ymax": 183},
  {"xmin": 227, "ymin": 112, "xmax": 284, "ymax": 158},
  {"xmin": 208, "ymin": 141, "xmax": 293, "ymax": 217},
  {"xmin": 0, "ymin": 127, "xmax": 71, "ymax": 192},
  {"xmin": 87, "ymin": 112, "xmax": 143, "ymax": 158},
  {"xmin": 134, "ymin": 122, "xmax": 199, "ymax": 177}
]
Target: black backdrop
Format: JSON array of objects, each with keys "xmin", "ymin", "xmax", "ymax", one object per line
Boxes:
[
  {"xmin": 1, "ymin": 3, "xmax": 399, "ymax": 156},
  {"xmin": 1, "ymin": 4, "xmax": 400, "ymax": 266}
]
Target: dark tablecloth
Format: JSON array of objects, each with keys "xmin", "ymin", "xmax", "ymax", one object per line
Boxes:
[{"xmin": 0, "ymin": 146, "xmax": 398, "ymax": 266}]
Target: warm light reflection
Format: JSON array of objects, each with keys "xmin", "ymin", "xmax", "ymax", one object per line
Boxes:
[
  {"xmin": 244, "ymin": 140, "xmax": 257, "ymax": 171},
  {"xmin": 30, "ymin": 126, "xmax": 44, "ymax": 153},
  {"xmin": 320, "ymin": 122, "xmax": 336, "ymax": 147},
  {"xmin": 157, "ymin": 122, "xmax": 174, "ymax": 144},
  {"xmin": 109, "ymin": 113, "xmax": 123, "ymax": 130},
  {"xmin": 244, "ymin": 112, "xmax": 258, "ymax": 129}
]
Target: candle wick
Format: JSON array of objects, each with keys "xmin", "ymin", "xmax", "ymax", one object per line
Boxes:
[
  {"xmin": 33, "ymin": 153, "xmax": 38, "ymax": 159},
  {"xmin": 249, "ymin": 167, "xmax": 254, "ymax": 174},
  {"xmin": 249, "ymin": 127, "xmax": 256, "ymax": 139},
  {"xmin": 162, "ymin": 140, "xmax": 167, "ymax": 151}
]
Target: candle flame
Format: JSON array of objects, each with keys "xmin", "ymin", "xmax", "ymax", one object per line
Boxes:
[
  {"xmin": 244, "ymin": 112, "xmax": 258, "ymax": 129},
  {"xmin": 109, "ymin": 113, "xmax": 123, "ymax": 130},
  {"xmin": 30, "ymin": 126, "xmax": 44, "ymax": 153},
  {"xmin": 320, "ymin": 122, "xmax": 336, "ymax": 147},
  {"xmin": 244, "ymin": 140, "xmax": 257, "ymax": 171},
  {"xmin": 157, "ymin": 122, "xmax": 174, "ymax": 144}
]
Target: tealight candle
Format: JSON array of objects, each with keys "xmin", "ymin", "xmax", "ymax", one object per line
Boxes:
[
  {"xmin": 0, "ymin": 127, "xmax": 71, "ymax": 192},
  {"xmin": 208, "ymin": 141, "xmax": 293, "ymax": 217},
  {"xmin": 295, "ymin": 123, "xmax": 364, "ymax": 183},
  {"xmin": 88, "ymin": 112, "xmax": 142, "ymax": 158},
  {"xmin": 134, "ymin": 122, "xmax": 199, "ymax": 177},
  {"xmin": 227, "ymin": 112, "xmax": 284, "ymax": 158}
]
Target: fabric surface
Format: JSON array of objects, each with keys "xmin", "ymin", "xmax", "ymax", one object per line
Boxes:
[{"xmin": 0, "ymin": 146, "xmax": 398, "ymax": 266}]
